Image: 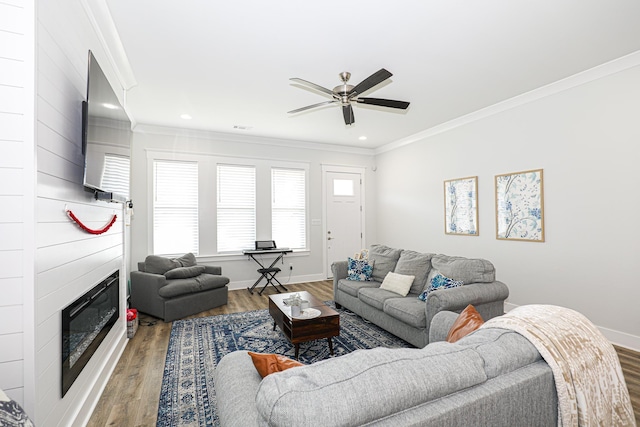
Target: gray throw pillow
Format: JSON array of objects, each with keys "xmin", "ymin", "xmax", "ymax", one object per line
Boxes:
[
  {"xmin": 144, "ymin": 255, "xmax": 180, "ymax": 275},
  {"xmin": 174, "ymin": 252, "xmax": 197, "ymax": 267},
  {"xmin": 164, "ymin": 265, "xmax": 206, "ymax": 279},
  {"xmin": 394, "ymin": 250, "xmax": 434, "ymax": 295},
  {"xmin": 369, "ymin": 244, "xmax": 403, "ymax": 282}
]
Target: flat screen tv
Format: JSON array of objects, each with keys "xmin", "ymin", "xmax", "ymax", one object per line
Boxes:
[{"xmin": 82, "ymin": 50, "xmax": 132, "ymax": 202}]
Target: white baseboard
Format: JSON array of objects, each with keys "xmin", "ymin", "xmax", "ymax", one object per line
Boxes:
[
  {"xmin": 503, "ymin": 302, "xmax": 640, "ymax": 352},
  {"xmin": 227, "ymin": 274, "xmax": 328, "ymax": 292}
]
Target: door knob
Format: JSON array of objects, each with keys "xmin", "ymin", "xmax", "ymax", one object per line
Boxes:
[{"xmin": 327, "ymin": 237, "xmax": 334, "ymax": 240}]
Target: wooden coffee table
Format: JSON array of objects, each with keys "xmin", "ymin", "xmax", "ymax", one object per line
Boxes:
[{"xmin": 268, "ymin": 291, "xmax": 340, "ymax": 359}]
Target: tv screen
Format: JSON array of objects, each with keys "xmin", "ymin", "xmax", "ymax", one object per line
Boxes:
[{"xmin": 82, "ymin": 50, "xmax": 132, "ymax": 202}]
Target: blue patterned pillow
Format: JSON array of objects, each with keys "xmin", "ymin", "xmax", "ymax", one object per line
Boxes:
[
  {"xmin": 347, "ymin": 257, "xmax": 374, "ymax": 281},
  {"xmin": 418, "ymin": 273, "xmax": 463, "ymax": 301}
]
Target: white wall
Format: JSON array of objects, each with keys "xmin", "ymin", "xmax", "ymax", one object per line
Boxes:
[
  {"xmin": 374, "ymin": 59, "xmax": 640, "ymax": 350},
  {"xmin": 129, "ymin": 126, "xmax": 377, "ymax": 287},
  {"xmin": 0, "ymin": 0, "xmax": 35, "ymax": 408},
  {"xmin": 0, "ymin": 0, "xmax": 129, "ymax": 425}
]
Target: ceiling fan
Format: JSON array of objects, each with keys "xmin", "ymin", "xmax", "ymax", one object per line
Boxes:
[{"xmin": 288, "ymin": 68, "xmax": 410, "ymax": 125}]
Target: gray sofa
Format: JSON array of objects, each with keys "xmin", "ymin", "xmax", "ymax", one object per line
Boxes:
[
  {"xmin": 130, "ymin": 253, "xmax": 229, "ymax": 322},
  {"xmin": 332, "ymin": 244, "xmax": 509, "ymax": 348},
  {"xmin": 215, "ymin": 310, "xmax": 558, "ymax": 426}
]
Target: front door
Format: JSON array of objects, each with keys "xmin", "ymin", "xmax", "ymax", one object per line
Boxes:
[{"xmin": 324, "ymin": 169, "xmax": 364, "ymax": 277}]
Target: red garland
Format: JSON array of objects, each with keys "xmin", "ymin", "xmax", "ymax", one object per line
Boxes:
[{"xmin": 67, "ymin": 210, "xmax": 117, "ymax": 235}]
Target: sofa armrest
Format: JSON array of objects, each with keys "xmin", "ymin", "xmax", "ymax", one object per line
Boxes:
[
  {"xmin": 203, "ymin": 265, "xmax": 222, "ymax": 275},
  {"xmin": 428, "ymin": 311, "xmax": 459, "ymax": 343},
  {"xmin": 130, "ymin": 271, "xmax": 168, "ymax": 319},
  {"xmin": 215, "ymin": 351, "xmax": 263, "ymax": 426},
  {"xmin": 331, "ymin": 260, "xmax": 349, "ymax": 296},
  {"xmin": 425, "ymin": 281, "xmax": 509, "ymax": 336}
]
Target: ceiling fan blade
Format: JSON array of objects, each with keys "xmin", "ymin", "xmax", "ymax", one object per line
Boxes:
[
  {"xmin": 342, "ymin": 104, "xmax": 355, "ymax": 125},
  {"xmin": 288, "ymin": 100, "xmax": 337, "ymax": 114},
  {"xmin": 356, "ymin": 97, "xmax": 410, "ymax": 109},
  {"xmin": 290, "ymin": 78, "xmax": 335, "ymax": 96},
  {"xmin": 348, "ymin": 68, "xmax": 393, "ymax": 97}
]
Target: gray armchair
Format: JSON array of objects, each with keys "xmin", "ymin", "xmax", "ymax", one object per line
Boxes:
[{"xmin": 130, "ymin": 253, "xmax": 229, "ymax": 322}]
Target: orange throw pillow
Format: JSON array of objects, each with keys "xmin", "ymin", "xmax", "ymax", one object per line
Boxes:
[
  {"xmin": 247, "ymin": 351, "xmax": 304, "ymax": 378},
  {"xmin": 446, "ymin": 304, "xmax": 484, "ymax": 343}
]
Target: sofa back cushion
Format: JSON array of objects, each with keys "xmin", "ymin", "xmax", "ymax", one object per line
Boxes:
[
  {"xmin": 369, "ymin": 244, "xmax": 403, "ymax": 282},
  {"xmin": 393, "ymin": 250, "xmax": 434, "ymax": 295},
  {"xmin": 255, "ymin": 344, "xmax": 486, "ymax": 426},
  {"xmin": 144, "ymin": 253, "xmax": 198, "ymax": 275},
  {"xmin": 431, "ymin": 254, "xmax": 495, "ymax": 283}
]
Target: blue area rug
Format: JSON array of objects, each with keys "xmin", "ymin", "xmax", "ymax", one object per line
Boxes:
[{"xmin": 156, "ymin": 301, "xmax": 412, "ymax": 426}]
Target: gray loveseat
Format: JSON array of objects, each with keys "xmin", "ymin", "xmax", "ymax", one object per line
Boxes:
[
  {"xmin": 130, "ymin": 253, "xmax": 229, "ymax": 322},
  {"xmin": 215, "ymin": 310, "xmax": 558, "ymax": 426},
  {"xmin": 332, "ymin": 244, "xmax": 509, "ymax": 348}
]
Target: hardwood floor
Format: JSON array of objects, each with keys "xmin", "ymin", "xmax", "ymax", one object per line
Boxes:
[{"xmin": 87, "ymin": 280, "xmax": 640, "ymax": 426}]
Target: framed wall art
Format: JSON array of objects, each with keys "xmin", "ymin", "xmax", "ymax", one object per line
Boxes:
[
  {"xmin": 495, "ymin": 169, "xmax": 544, "ymax": 242},
  {"xmin": 444, "ymin": 176, "xmax": 478, "ymax": 236}
]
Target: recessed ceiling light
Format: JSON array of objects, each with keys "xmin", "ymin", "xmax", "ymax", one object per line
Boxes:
[
  {"xmin": 359, "ymin": 136, "xmax": 367, "ymax": 141},
  {"xmin": 102, "ymin": 103, "xmax": 119, "ymax": 110},
  {"xmin": 180, "ymin": 114, "xmax": 192, "ymax": 120}
]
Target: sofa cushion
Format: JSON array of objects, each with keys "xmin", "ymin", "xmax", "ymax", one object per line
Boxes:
[
  {"xmin": 158, "ymin": 273, "xmax": 229, "ymax": 298},
  {"xmin": 337, "ymin": 278, "xmax": 380, "ymax": 298},
  {"xmin": 446, "ymin": 304, "xmax": 484, "ymax": 343},
  {"xmin": 144, "ymin": 255, "xmax": 180, "ymax": 275},
  {"xmin": 164, "ymin": 265, "xmax": 206, "ymax": 279},
  {"xmin": 347, "ymin": 257, "xmax": 374, "ymax": 281},
  {"xmin": 369, "ymin": 244, "xmax": 403, "ymax": 282},
  {"xmin": 431, "ymin": 254, "xmax": 495, "ymax": 283},
  {"xmin": 456, "ymin": 328, "xmax": 542, "ymax": 379},
  {"xmin": 255, "ymin": 344, "xmax": 487, "ymax": 426},
  {"xmin": 174, "ymin": 252, "xmax": 197, "ymax": 267},
  {"xmin": 358, "ymin": 287, "xmax": 401, "ymax": 310},
  {"xmin": 379, "ymin": 271, "xmax": 415, "ymax": 296},
  {"xmin": 144, "ymin": 252, "xmax": 198, "ymax": 274},
  {"xmin": 393, "ymin": 250, "xmax": 433, "ymax": 295},
  {"xmin": 383, "ymin": 297, "xmax": 427, "ymax": 329}
]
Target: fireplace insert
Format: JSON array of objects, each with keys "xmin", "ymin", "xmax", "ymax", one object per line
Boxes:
[{"xmin": 61, "ymin": 270, "xmax": 119, "ymax": 396}]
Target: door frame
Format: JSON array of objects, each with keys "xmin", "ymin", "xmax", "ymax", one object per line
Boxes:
[{"xmin": 321, "ymin": 164, "xmax": 367, "ymax": 278}]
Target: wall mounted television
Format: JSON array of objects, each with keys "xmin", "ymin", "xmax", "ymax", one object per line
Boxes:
[{"xmin": 82, "ymin": 50, "xmax": 132, "ymax": 203}]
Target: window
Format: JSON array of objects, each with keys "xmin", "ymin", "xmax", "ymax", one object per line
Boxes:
[
  {"xmin": 217, "ymin": 164, "xmax": 256, "ymax": 252},
  {"xmin": 272, "ymin": 168, "xmax": 306, "ymax": 249},
  {"xmin": 153, "ymin": 160, "xmax": 198, "ymax": 255},
  {"xmin": 101, "ymin": 154, "xmax": 130, "ymax": 199}
]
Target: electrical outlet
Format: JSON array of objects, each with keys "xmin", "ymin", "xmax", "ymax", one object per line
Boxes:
[{"xmin": 289, "ymin": 263, "xmax": 293, "ymax": 270}]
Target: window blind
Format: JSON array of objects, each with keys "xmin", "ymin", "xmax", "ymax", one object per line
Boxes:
[
  {"xmin": 101, "ymin": 154, "xmax": 130, "ymax": 199},
  {"xmin": 153, "ymin": 160, "xmax": 199, "ymax": 255},
  {"xmin": 217, "ymin": 164, "xmax": 256, "ymax": 252},
  {"xmin": 272, "ymin": 168, "xmax": 306, "ymax": 249}
]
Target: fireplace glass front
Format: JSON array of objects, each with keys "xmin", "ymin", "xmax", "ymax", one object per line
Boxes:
[{"xmin": 61, "ymin": 270, "xmax": 119, "ymax": 396}]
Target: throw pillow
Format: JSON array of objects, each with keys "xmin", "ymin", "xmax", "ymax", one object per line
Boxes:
[
  {"xmin": 144, "ymin": 255, "xmax": 180, "ymax": 275},
  {"xmin": 446, "ymin": 304, "xmax": 484, "ymax": 343},
  {"xmin": 248, "ymin": 351, "xmax": 304, "ymax": 378},
  {"xmin": 418, "ymin": 273, "xmax": 463, "ymax": 301},
  {"xmin": 347, "ymin": 257, "xmax": 374, "ymax": 281},
  {"xmin": 379, "ymin": 271, "xmax": 416, "ymax": 296},
  {"xmin": 174, "ymin": 252, "xmax": 197, "ymax": 267},
  {"xmin": 164, "ymin": 265, "xmax": 206, "ymax": 279}
]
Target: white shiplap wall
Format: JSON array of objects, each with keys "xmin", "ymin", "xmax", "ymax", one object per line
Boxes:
[
  {"xmin": 34, "ymin": 0, "xmax": 128, "ymax": 425},
  {"xmin": 0, "ymin": 0, "xmax": 34, "ymax": 409},
  {"xmin": 1, "ymin": 0, "xmax": 129, "ymax": 425}
]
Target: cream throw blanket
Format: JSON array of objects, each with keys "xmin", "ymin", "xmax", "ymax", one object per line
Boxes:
[{"xmin": 482, "ymin": 305, "xmax": 636, "ymax": 427}]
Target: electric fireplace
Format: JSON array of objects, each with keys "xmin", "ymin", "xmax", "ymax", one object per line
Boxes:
[{"xmin": 61, "ymin": 270, "xmax": 119, "ymax": 396}]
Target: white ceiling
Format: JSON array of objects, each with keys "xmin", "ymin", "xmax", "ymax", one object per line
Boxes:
[{"xmin": 103, "ymin": 0, "xmax": 640, "ymax": 149}]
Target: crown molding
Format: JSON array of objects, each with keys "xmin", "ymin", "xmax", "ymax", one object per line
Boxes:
[
  {"xmin": 134, "ymin": 123, "xmax": 376, "ymax": 156},
  {"xmin": 377, "ymin": 50, "xmax": 640, "ymax": 155}
]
